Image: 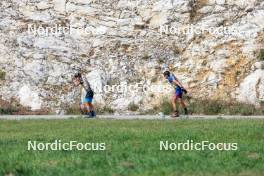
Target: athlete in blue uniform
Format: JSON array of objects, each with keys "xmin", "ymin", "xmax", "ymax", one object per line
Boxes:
[
  {"xmin": 163, "ymin": 71, "xmax": 188, "ymax": 117},
  {"xmin": 73, "ymin": 73, "xmax": 96, "ymax": 118}
]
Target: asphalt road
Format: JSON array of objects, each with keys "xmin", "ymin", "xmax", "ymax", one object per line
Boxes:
[{"xmin": 0, "ymin": 115, "xmax": 264, "ymax": 120}]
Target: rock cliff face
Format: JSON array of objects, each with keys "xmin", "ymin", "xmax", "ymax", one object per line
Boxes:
[{"xmin": 0, "ymin": 0, "xmax": 263, "ymax": 112}]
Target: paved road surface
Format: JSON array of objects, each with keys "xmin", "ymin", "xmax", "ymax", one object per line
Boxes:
[{"xmin": 0, "ymin": 115, "xmax": 264, "ymax": 120}]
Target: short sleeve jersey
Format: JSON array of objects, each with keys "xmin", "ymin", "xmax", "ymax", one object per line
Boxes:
[{"xmin": 167, "ymin": 73, "xmax": 178, "ymax": 89}]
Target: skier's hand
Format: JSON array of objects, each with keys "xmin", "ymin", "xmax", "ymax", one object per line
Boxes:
[{"xmin": 182, "ymin": 88, "xmax": 188, "ymax": 94}]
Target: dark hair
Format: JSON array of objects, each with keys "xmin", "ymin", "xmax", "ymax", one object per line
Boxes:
[
  {"xmin": 163, "ymin": 71, "xmax": 170, "ymax": 77},
  {"xmin": 74, "ymin": 73, "xmax": 82, "ymax": 78}
]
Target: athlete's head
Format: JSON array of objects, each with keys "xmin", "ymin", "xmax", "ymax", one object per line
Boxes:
[
  {"xmin": 73, "ymin": 72, "xmax": 82, "ymax": 86},
  {"xmin": 74, "ymin": 72, "xmax": 82, "ymax": 79},
  {"xmin": 163, "ymin": 71, "xmax": 170, "ymax": 79}
]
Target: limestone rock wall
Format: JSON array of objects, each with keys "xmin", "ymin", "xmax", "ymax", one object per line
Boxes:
[{"xmin": 0, "ymin": 0, "xmax": 264, "ymax": 112}]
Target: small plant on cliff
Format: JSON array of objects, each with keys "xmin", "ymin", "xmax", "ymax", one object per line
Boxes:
[
  {"xmin": 188, "ymin": 99, "xmax": 262, "ymax": 115},
  {"xmin": 65, "ymin": 105, "xmax": 82, "ymax": 115},
  {"xmin": 151, "ymin": 97, "xmax": 264, "ymax": 115},
  {"xmin": 159, "ymin": 98, "xmax": 173, "ymax": 115},
  {"xmin": 157, "ymin": 58, "xmax": 165, "ymax": 64},
  {"xmin": 128, "ymin": 102, "xmax": 139, "ymax": 112},
  {"xmin": 258, "ymin": 49, "xmax": 264, "ymax": 61},
  {"xmin": 142, "ymin": 54, "xmax": 150, "ymax": 60},
  {"xmin": 0, "ymin": 99, "xmax": 18, "ymax": 115},
  {"xmin": 96, "ymin": 106, "xmax": 114, "ymax": 114},
  {"xmin": 0, "ymin": 70, "xmax": 6, "ymax": 80},
  {"xmin": 0, "ymin": 106, "xmax": 18, "ymax": 115},
  {"xmin": 151, "ymin": 77, "xmax": 158, "ymax": 83}
]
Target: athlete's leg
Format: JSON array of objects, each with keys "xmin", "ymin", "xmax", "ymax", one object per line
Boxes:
[
  {"xmin": 179, "ymin": 98, "xmax": 188, "ymax": 115},
  {"xmin": 171, "ymin": 94, "xmax": 178, "ymax": 112},
  {"xmin": 80, "ymin": 103, "xmax": 87, "ymax": 114},
  {"xmin": 86, "ymin": 102, "xmax": 93, "ymax": 112},
  {"xmin": 86, "ymin": 97, "xmax": 96, "ymax": 117},
  {"xmin": 179, "ymin": 98, "xmax": 186, "ymax": 109},
  {"xmin": 171, "ymin": 94, "xmax": 179, "ymax": 117}
]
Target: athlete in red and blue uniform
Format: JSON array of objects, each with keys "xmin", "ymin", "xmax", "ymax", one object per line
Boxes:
[
  {"xmin": 164, "ymin": 71, "xmax": 188, "ymax": 117},
  {"xmin": 73, "ymin": 73, "xmax": 96, "ymax": 118}
]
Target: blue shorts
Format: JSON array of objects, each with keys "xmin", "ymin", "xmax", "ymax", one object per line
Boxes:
[
  {"xmin": 81, "ymin": 97, "xmax": 93, "ymax": 104},
  {"xmin": 174, "ymin": 87, "xmax": 183, "ymax": 98}
]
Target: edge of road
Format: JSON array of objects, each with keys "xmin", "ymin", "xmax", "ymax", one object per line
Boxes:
[{"xmin": 0, "ymin": 115, "xmax": 264, "ymax": 120}]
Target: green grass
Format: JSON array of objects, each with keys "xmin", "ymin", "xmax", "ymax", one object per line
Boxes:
[{"xmin": 0, "ymin": 119, "xmax": 264, "ymax": 176}]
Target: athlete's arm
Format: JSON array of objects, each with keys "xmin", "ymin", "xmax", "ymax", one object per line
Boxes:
[
  {"xmin": 172, "ymin": 78, "xmax": 184, "ymax": 89},
  {"xmin": 81, "ymin": 76, "xmax": 92, "ymax": 91}
]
